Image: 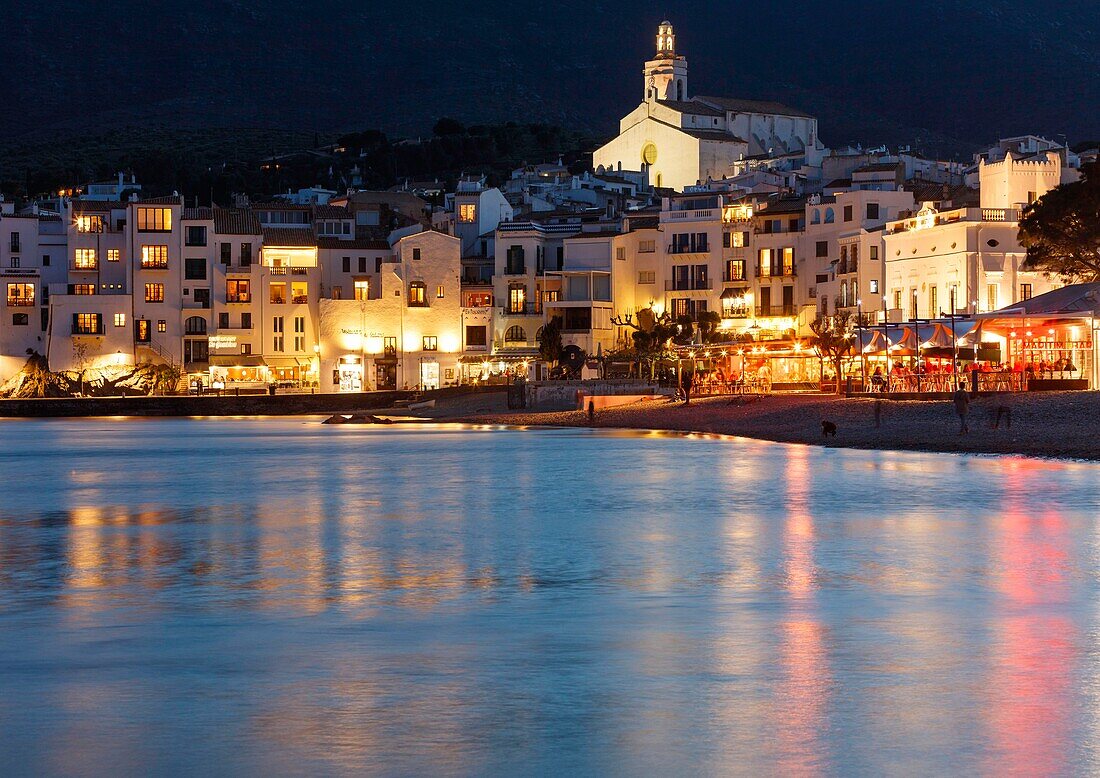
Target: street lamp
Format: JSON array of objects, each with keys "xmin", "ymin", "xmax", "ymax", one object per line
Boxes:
[{"xmin": 857, "ymin": 297, "xmax": 866, "ymax": 392}]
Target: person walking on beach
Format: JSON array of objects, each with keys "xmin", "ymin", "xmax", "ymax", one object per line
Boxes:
[
  {"xmin": 953, "ymin": 384, "xmax": 970, "ymax": 434},
  {"xmin": 681, "ymin": 370, "xmax": 694, "ymax": 406}
]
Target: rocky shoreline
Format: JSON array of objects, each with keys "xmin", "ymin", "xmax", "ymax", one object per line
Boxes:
[{"xmin": 444, "ymin": 392, "xmax": 1100, "ymax": 461}]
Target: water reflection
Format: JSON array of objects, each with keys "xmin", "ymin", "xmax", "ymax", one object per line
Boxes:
[{"xmin": 1, "ymin": 420, "xmax": 1099, "ymax": 773}]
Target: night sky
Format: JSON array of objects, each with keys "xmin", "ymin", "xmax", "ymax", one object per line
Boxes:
[{"xmin": 3, "ymin": 0, "xmax": 1098, "ymax": 152}]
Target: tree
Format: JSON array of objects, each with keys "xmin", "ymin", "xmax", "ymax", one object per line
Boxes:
[
  {"xmin": 611, "ymin": 308, "xmax": 678, "ymax": 380},
  {"xmin": 697, "ymin": 310, "xmax": 723, "ymax": 344},
  {"xmin": 538, "ymin": 316, "xmax": 564, "ymax": 365},
  {"xmin": 1018, "ymin": 161, "xmax": 1100, "ymax": 282},
  {"xmin": 810, "ymin": 312, "xmax": 853, "ymax": 394}
]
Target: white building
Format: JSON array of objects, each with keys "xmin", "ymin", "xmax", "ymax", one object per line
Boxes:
[
  {"xmin": 883, "ymin": 151, "xmax": 1073, "ymax": 321},
  {"xmin": 594, "ymin": 21, "xmax": 822, "ymax": 191}
]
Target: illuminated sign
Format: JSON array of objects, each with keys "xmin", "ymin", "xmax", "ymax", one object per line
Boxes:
[{"xmin": 208, "ymin": 335, "xmax": 238, "ymax": 350}]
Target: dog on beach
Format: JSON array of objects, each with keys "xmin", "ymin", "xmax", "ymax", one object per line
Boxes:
[{"xmin": 821, "ymin": 420, "xmax": 838, "ymax": 438}]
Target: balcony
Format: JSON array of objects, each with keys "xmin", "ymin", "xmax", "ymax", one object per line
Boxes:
[
  {"xmin": 722, "ymin": 269, "xmax": 747, "ymax": 283},
  {"xmin": 665, "ymin": 278, "xmax": 713, "ymax": 291},
  {"xmin": 758, "ymin": 267, "xmax": 797, "ymax": 279},
  {"xmin": 662, "ymin": 208, "xmax": 717, "ymax": 222},
  {"xmin": 140, "ymin": 260, "xmax": 169, "ymax": 270},
  {"xmin": 72, "ymin": 324, "xmax": 105, "ymax": 336},
  {"xmin": 226, "ymin": 295, "xmax": 252, "ymax": 304},
  {"xmin": 721, "ymin": 306, "xmax": 751, "ymax": 319},
  {"xmin": 756, "ymin": 305, "xmax": 797, "ymax": 317},
  {"xmin": 291, "ymin": 295, "xmax": 309, "ymax": 305},
  {"xmin": 500, "ymin": 303, "xmax": 540, "ymax": 317},
  {"xmin": 667, "ymin": 243, "xmax": 711, "ymax": 255},
  {"xmin": 70, "ymin": 262, "xmax": 99, "ymax": 272}
]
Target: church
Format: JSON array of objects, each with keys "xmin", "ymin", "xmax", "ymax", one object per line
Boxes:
[{"xmin": 593, "ymin": 22, "xmax": 823, "ymax": 191}]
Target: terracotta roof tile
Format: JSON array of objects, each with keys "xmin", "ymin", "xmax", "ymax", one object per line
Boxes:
[{"xmin": 262, "ymin": 227, "xmax": 316, "ymax": 247}]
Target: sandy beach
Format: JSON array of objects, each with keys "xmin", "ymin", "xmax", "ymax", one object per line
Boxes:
[{"xmin": 422, "ymin": 390, "xmax": 1100, "ymax": 461}]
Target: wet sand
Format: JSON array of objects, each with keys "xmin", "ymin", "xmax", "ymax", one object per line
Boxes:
[{"xmin": 434, "ymin": 391, "xmax": 1100, "ymax": 461}]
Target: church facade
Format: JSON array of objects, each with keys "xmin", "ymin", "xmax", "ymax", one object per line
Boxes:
[{"xmin": 593, "ymin": 22, "xmax": 823, "ymax": 191}]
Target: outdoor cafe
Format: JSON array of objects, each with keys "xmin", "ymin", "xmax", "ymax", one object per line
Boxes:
[{"xmin": 853, "ymin": 284, "xmax": 1100, "ymax": 393}]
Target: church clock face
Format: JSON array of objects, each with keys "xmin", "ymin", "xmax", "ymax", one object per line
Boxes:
[{"xmin": 641, "ymin": 143, "xmax": 658, "ymax": 166}]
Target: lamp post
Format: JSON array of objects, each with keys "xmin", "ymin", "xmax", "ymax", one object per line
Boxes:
[{"xmin": 857, "ymin": 297, "xmax": 866, "ymax": 392}]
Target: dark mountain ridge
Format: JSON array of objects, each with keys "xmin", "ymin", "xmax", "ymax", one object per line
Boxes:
[{"xmin": 2, "ymin": 0, "xmax": 1097, "ymax": 156}]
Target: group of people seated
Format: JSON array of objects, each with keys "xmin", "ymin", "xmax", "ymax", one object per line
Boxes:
[
  {"xmin": 682, "ymin": 364, "xmax": 773, "ymax": 396},
  {"xmin": 867, "ymin": 356, "xmax": 1078, "ymax": 392}
]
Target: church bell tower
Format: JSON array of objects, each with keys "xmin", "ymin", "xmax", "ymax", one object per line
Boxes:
[{"xmin": 644, "ymin": 20, "xmax": 689, "ymax": 103}]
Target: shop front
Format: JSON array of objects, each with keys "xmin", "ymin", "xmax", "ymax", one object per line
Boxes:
[
  {"xmin": 419, "ymin": 359, "xmax": 440, "ymax": 390},
  {"xmin": 335, "ymin": 355, "xmax": 364, "ymax": 393},
  {"xmin": 266, "ymin": 357, "xmax": 318, "ymax": 389},
  {"xmin": 209, "ymin": 355, "xmax": 268, "ymax": 392}
]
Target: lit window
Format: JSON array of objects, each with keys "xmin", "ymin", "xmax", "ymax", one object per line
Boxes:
[
  {"xmin": 74, "ymin": 248, "xmax": 97, "ymax": 269},
  {"xmin": 291, "ymin": 281, "xmax": 308, "ymax": 304},
  {"xmin": 74, "ymin": 313, "xmax": 101, "ymax": 334},
  {"xmin": 354, "ymin": 279, "xmax": 370, "ymax": 301},
  {"xmin": 508, "ymin": 285, "xmax": 526, "ymax": 313},
  {"xmin": 408, "ymin": 281, "xmax": 427, "ymax": 307},
  {"xmin": 141, "ymin": 245, "xmax": 169, "ymax": 269},
  {"xmin": 226, "ymin": 279, "xmax": 250, "ymax": 303},
  {"xmin": 158, "ymin": 320, "xmax": 167, "ymax": 333},
  {"xmin": 114, "ymin": 313, "xmax": 126, "ymax": 327},
  {"xmin": 72, "ymin": 284, "xmax": 96, "ymax": 295},
  {"xmin": 145, "ymin": 283, "xmax": 165, "ymax": 303},
  {"xmin": 107, "ymin": 249, "xmax": 120, "ymax": 262},
  {"xmin": 458, "ymin": 204, "xmax": 477, "ymax": 223},
  {"xmin": 270, "ymin": 282, "xmax": 286, "ymax": 304},
  {"xmin": 423, "ymin": 336, "xmax": 438, "ymax": 351},
  {"xmin": 6, "ymin": 283, "xmax": 34, "ymax": 306},
  {"xmin": 436, "ymin": 285, "xmax": 445, "ymax": 299},
  {"xmin": 137, "ymin": 207, "xmax": 172, "ymax": 232},
  {"xmin": 76, "ymin": 215, "xmax": 103, "ymax": 233},
  {"xmin": 869, "ymin": 280, "xmax": 879, "ymax": 294}
]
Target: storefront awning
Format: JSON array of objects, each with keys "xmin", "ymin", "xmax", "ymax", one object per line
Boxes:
[
  {"xmin": 462, "ymin": 352, "xmax": 538, "ymax": 364},
  {"xmin": 265, "ymin": 357, "xmax": 302, "ymax": 368},
  {"xmin": 720, "ymin": 286, "xmax": 748, "ymax": 299},
  {"xmin": 210, "ymin": 355, "xmax": 265, "ymax": 367}
]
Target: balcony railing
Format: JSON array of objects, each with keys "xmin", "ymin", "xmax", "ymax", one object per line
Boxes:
[
  {"xmin": 72, "ymin": 324, "xmax": 105, "ymax": 335},
  {"xmin": 6, "ymin": 297, "xmax": 35, "ymax": 307},
  {"xmin": 140, "ymin": 260, "xmax": 169, "ymax": 270},
  {"xmin": 71, "ymin": 262, "xmax": 98, "ymax": 272},
  {"xmin": 756, "ymin": 304, "xmax": 797, "ymax": 317},
  {"xmin": 292, "ymin": 295, "xmax": 309, "ymax": 304},
  {"xmin": 665, "ymin": 278, "xmax": 713, "ymax": 291},
  {"xmin": 721, "ymin": 306, "xmax": 751, "ymax": 318},
  {"xmin": 503, "ymin": 265, "xmax": 526, "ymax": 276},
  {"xmin": 226, "ymin": 295, "xmax": 252, "ymax": 304},
  {"xmin": 722, "ymin": 270, "xmax": 747, "ymax": 283},
  {"xmin": 758, "ymin": 267, "xmax": 797, "ymax": 279},
  {"xmin": 668, "ymin": 243, "xmax": 710, "ymax": 254},
  {"xmin": 501, "ymin": 303, "xmax": 540, "ymax": 316}
]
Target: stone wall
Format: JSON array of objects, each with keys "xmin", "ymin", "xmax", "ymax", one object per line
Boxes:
[{"xmin": 0, "ymin": 386, "xmax": 503, "ymax": 418}]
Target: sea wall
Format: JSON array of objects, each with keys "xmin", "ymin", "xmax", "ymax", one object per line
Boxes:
[{"xmin": 0, "ymin": 386, "xmax": 504, "ymax": 418}]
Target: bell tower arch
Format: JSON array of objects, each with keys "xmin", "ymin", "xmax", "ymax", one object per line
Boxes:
[{"xmin": 644, "ymin": 20, "xmax": 689, "ymax": 103}]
